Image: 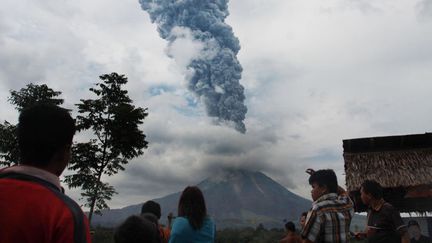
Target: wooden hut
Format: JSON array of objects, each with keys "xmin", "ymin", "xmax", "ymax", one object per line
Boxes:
[{"xmin": 343, "ymin": 133, "xmax": 432, "ymax": 212}]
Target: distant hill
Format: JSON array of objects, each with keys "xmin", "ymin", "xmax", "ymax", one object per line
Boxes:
[{"xmin": 91, "ymin": 169, "xmax": 366, "ymax": 229}]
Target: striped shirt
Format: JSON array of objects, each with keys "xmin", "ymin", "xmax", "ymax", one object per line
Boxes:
[{"xmin": 301, "ymin": 193, "xmax": 354, "ymax": 243}]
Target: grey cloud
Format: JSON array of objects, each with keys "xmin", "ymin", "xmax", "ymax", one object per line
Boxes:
[
  {"xmin": 0, "ymin": 49, "xmax": 47, "ymax": 89},
  {"xmin": 417, "ymin": 0, "xmax": 432, "ymax": 20},
  {"xmin": 102, "ymin": 117, "xmax": 297, "ymax": 205},
  {"xmin": 205, "ymin": 143, "xmax": 246, "ymax": 156},
  {"xmin": 319, "ymin": 0, "xmax": 382, "ymax": 15},
  {"xmin": 303, "ymin": 149, "xmax": 341, "ymax": 163},
  {"xmin": 344, "ymin": 0, "xmax": 382, "ymax": 13},
  {"xmin": 126, "ymin": 161, "xmax": 197, "ymax": 186},
  {"xmin": 114, "ymin": 165, "xmax": 197, "ymax": 198}
]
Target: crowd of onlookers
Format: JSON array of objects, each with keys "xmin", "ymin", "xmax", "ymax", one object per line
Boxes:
[
  {"xmin": 277, "ymin": 169, "xmax": 432, "ymax": 243},
  {"xmin": 1, "ymin": 104, "xmax": 432, "ymax": 243},
  {"xmin": 115, "ymin": 186, "xmax": 215, "ymax": 243}
]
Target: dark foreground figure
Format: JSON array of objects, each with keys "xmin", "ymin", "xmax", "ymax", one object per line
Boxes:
[
  {"xmin": 0, "ymin": 104, "xmax": 91, "ymax": 243},
  {"xmin": 115, "ymin": 215, "xmax": 159, "ymax": 243},
  {"xmin": 141, "ymin": 200, "xmax": 171, "ymax": 243}
]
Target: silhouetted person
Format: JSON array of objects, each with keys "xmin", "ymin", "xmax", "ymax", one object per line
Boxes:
[
  {"xmin": 169, "ymin": 186, "xmax": 215, "ymax": 243},
  {"xmin": 141, "ymin": 213, "xmax": 162, "ymax": 243},
  {"xmin": 299, "ymin": 212, "xmax": 308, "ymax": 230},
  {"xmin": 408, "ymin": 220, "xmax": 431, "ymax": 243},
  {"xmin": 141, "ymin": 200, "xmax": 171, "ymax": 243},
  {"xmin": 280, "ymin": 221, "xmax": 302, "ymax": 243},
  {"xmin": 0, "ymin": 104, "xmax": 91, "ymax": 243},
  {"xmin": 354, "ymin": 180, "xmax": 409, "ymax": 243},
  {"xmin": 301, "ymin": 169, "xmax": 354, "ymax": 243},
  {"xmin": 115, "ymin": 215, "xmax": 159, "ymax": 243}
]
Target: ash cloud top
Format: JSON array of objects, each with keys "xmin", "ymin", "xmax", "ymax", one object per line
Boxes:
[{"xmin": 139, "ymin": 0, "xmax": 247, "ymax": 133}]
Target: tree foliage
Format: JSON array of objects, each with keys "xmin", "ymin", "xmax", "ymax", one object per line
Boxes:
[
  {"xmin": 0, "ymin": 83, "xmax": 64, "ymax": 167},
  {"xmin": 9, "ymin": 83, "xmax": 63, "ymax": 111},
  {"xmin": 0, "ymin": 121, "xmax": 19, "ymax": 167},
  {"xmin": 216, "ymin": 227, "xmax": 285, "ymax": 243},
  {"xmin": 65, "ymin": 73, "xmax": 148, "ymax": 223}
]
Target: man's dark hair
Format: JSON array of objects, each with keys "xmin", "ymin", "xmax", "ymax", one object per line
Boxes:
[
  {"xmin": 301, "ymin": 212, "xmax": 308, "ymax": 218},
  {"xmin": 18, "ymin": 104, "xmax": 75, "ymax": 167},
  {"xmin": 308, "ymin": 169, "xmax": 338, "ymax": 193},
  {"xmin": 408, "ymin": 220, "xmax": 420, "ymax": 228},
  {"xmin": 178, "ymin": 186, "xmax": 207, "ymax": 230},
  {"xmin": 114, "ymin": 215, "xmax": 158, "ymax": 243},
  {"xmin": 285, "ymin": 221, "xmax": 296, "ymax": 232},
  {"xmin": 141, "ymin": 200, "xmax": 161, "ymax": 219},
  {"xmin": 361, "ymin": 180, "xmax": 383, "ymax": 199}
]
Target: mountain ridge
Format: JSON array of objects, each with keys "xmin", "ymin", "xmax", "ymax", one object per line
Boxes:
[{"xmin": 91, "ymin": 169, "xmax": 365, "ymax": 229}]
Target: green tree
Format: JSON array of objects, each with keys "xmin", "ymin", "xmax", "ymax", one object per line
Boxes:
[
  {"xmin": 0, "ymin": 121, "xmax": 19, "ymax": 167},
  {"xmin": 9, "ymin": 83, "xmax": 63, "ymax": 112},
  {"xmin": 0, "ymin": 84, "xmax": 64, "ymax": 167},
  {"xmin": 65, "ymin": 73, "xmax": 148, "ymax": 224}
]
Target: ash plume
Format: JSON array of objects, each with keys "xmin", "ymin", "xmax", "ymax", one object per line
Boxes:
[{"xmin": 139, "ymin": 0, "xmax": 247, "ymax": 133}]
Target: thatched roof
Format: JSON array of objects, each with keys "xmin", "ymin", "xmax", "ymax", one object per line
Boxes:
[
  {"xmin": 343, "ymin": 133, "xmax": 432, "ymax": 212},
  {"xmin": 344, "ymin": 148, "xmax": 432, "ymax": 191}
]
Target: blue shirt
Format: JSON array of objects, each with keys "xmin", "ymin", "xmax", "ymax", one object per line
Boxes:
[{"xmin": 169, "ymin": 217, "xmax": 215, "ymax": 243}]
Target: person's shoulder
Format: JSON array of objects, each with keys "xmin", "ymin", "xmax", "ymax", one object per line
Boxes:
[
  {"xmin": 281, "ymin": 233, "xmax": 301, "ymax": 243},
  {"xmin": 310, "ymin": 204, "xmax": 322, "ymax": 215},
  {"xmin": 171, "ymin": 217, "xmax": 194, "ymax": 235},
  {"xmin": 204, "ymin": 216, "xmax": 215, "ymax": 224},
  {"xmin": 279, "ymin": 235, "xmax": 290, "ymax": 243},
  {"xmin": 172, "ymin": 217, "xmax": 191, "ymax": 228},
  {"xmin": 173, "ymin": 216, "xmax": 188, "ymax": 223},
  {"xmin": 381, "ymin": 202, "xmax": 398, "ymax": 212}
]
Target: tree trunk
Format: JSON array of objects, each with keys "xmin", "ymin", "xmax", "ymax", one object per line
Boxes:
[{"xmin": 87, "ymin": 169, "xmax": 104, "ymax": 224}]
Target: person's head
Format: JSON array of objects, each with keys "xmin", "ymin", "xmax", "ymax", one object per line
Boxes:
[
  {"xmin": 141, "ymin": 200, "xmax": 162, "ymax": 220},
  {"xmin": 284, "ymin": 221, "xmax": 296, "ymax": 233},
  {"xmin": 18, "ymin": 104, "xmax": 75, "ymax": 176},
  {"xmin": 308, "ymin": 169, "xmax": 338, "ymax": 201},
  {"xmin": 114, "ymin": 215, "xmax": 158, "ymax": 243},
  {"xmin": 408, "ymin": 220, "xmax": 421, "ymax": 239},
  {"xmin": 178, "ymin": 186, "xmax": 207, "ymax": 230},
  {"xmin": 299, "ymin": 212, "xmax": 308, "ymax": 228},
  {"xmin": 360, "ymin": 180, "xmax": 383, "ymax": 205}
]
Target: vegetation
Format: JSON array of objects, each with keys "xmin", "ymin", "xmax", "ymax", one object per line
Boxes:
[
  {"xmin": 65, "ymin": 73, "xmax": 149, "ymax": 223},
  {"xmin": 216, "ymin": 227, "xmax": 285, "ymax": 243},
  {"xmin": 91, "ymin": 226, "xmax": 285, "ymax": 243},
  {"xmin": 90, "ymin": 225, "xmax": 367, "ymax": 243}
]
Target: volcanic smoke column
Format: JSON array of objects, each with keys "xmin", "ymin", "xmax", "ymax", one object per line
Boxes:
[{"xmin": 140, "ymin": 0, "xmax": 247, "ymax": 133}]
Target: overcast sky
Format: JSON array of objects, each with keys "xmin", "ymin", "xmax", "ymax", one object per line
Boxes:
[{"xmin": 1, "ymin": 0, "xmax": 432, "ymax": 209}]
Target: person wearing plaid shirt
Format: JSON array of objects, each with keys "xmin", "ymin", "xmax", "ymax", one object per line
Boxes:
[{"xmin": 301, "ymin": 169, "xmax": 354, "ymax": 243}]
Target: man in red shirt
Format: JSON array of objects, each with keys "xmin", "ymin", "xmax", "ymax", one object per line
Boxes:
[{"xmin": 0, "ymin": 104, "xmax": 91, "ymax": 243}]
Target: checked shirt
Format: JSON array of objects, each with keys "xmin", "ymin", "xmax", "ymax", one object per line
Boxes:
[{"xmin": 301, "ymin": 192, "xmax": 354, "ymax": 243}]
